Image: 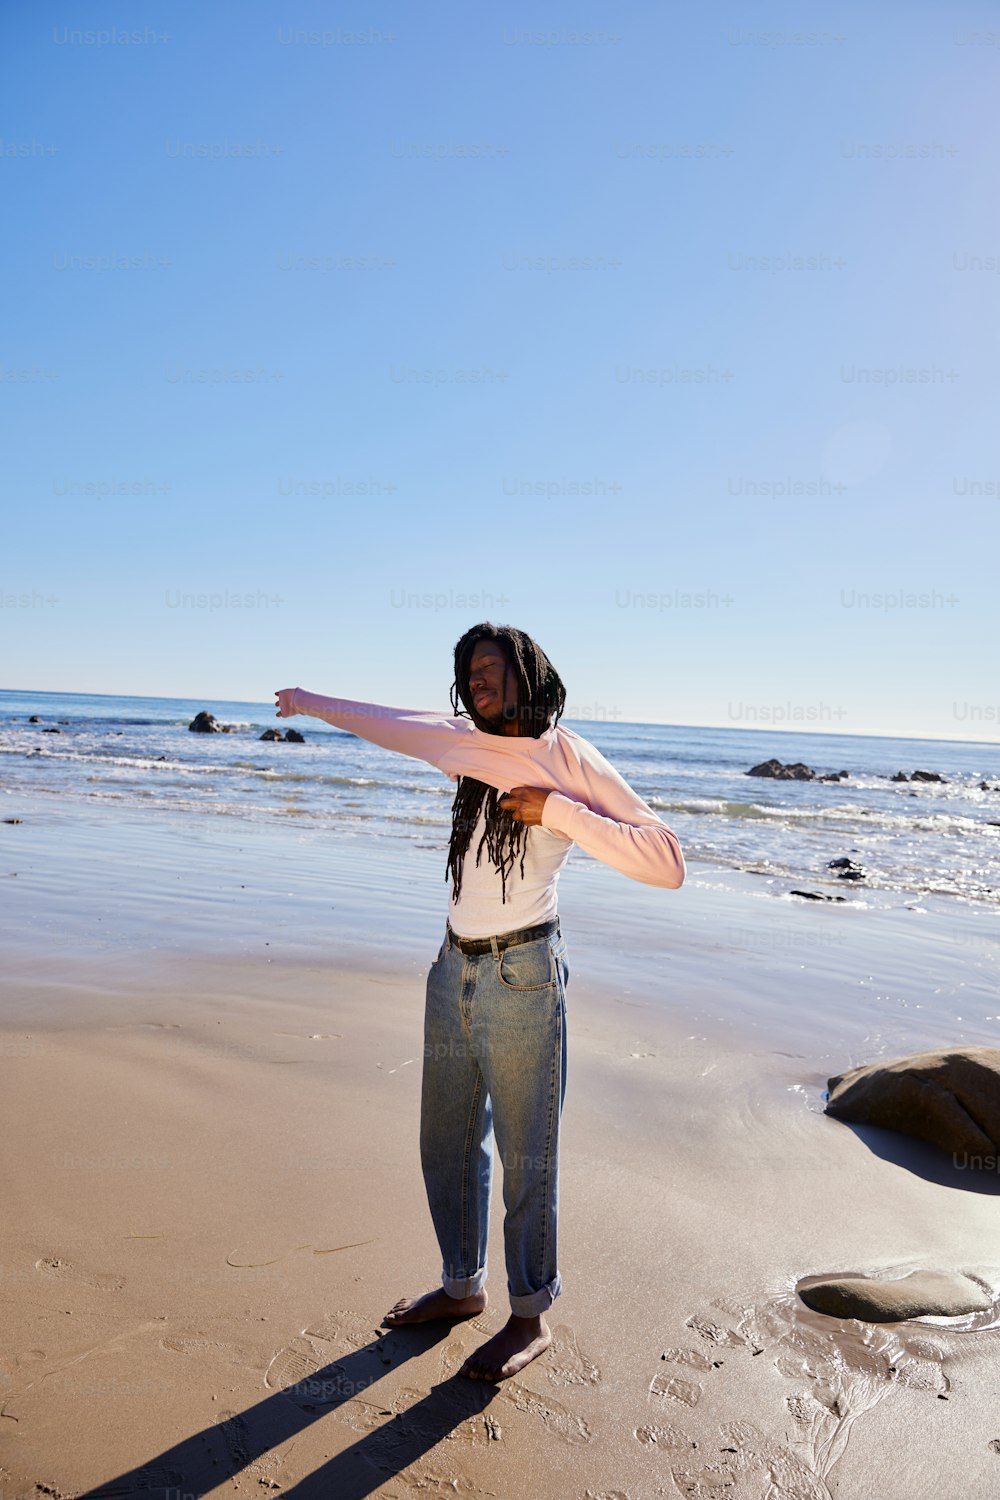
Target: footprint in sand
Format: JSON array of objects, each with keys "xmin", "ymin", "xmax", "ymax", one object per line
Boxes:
[
  {"xmin": 86, "ymin": 1459, "xmax": 187, "ymax": 1496},
  {"xmin": 378, "ymin": 1466, "xmax": 493, "ymax": 1498},
  {"xmin": 546, "ymin": 1323, "xmax": 601, "ymax": 1388},
  {"xmin": 266, "ymin": 1309, "xmax": 395, "ymax": 1414},
  {"xmin": 264, "ymin": 1335, "xmax": 350, "ymax": 1409},
  {"xmin": 34, "ymin": 1256, "xmax": 125, "ymax": 1294},
  {"xmin": 436, "ymin": 1340, "xmax": 591, "ymax": 1444},
  {"xmin": 636, "ymin": 1278, "xmax": 1000, "ymax": 1498}
]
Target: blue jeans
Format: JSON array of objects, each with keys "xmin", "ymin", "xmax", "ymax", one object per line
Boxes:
[{"xmin": 419, "ymin": 919, "xmax": 570, "ymax": 1318}]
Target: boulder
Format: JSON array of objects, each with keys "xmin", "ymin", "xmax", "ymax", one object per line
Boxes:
[
  {"xmin": 825, "ymin": 1046, "xmax": 1000, "ymax": 1159},
  {"xmin": 791, "ymin": 890, "xmax": 846, "ymax": 902},
  {"xmin": 284, "ymin": 728, "xmax": 305, "ymax": 743},
  {"xmin": 260, "ymin": 729, "xmax": 284, "ymax": 741},
  {"xmin": 28, "ymin": 715, "xmax": 41, "ymax": 723},
  {"xmin": 747, "ymin": 758, "xmax": 815, "ymax": 781},
  {"xmin": 891, "ymin": 771, "xmax": 909, "ymax": 782},
  {"xmin": 827, "ymin": 857, "xmax": 865, "ymax": 881},
  {"xmin": 911, "ymin": 770, "xmax": 946, "ymax": 783},
  {"xmin": 42, "ymin": 726, "xmax": 61, "ymax": 734},
  {"xmin": 189, "ymin": 711, "xmax": 220, "ymax": 733},
  {"xmin": 799, "ymin": 1270, "xmax": 991, "ymax": 1322}
]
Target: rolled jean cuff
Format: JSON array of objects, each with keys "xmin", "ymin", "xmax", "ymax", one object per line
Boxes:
[
  {"xmin": 442, "ymin": 1266, "xmax": 487, "ymax": 1300},
  {"xmin": 509, "ymin": 1271, "xmax": 561, "ymax": 1318}
]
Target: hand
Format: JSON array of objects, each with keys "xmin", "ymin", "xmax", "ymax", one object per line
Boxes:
[
  {"xmin": 499, "ymin": 785, "xmax": 551, "ymax": 827},
  {"xmin": 274, "ymin": 687, "xmax": 297, "ymax": 719}
]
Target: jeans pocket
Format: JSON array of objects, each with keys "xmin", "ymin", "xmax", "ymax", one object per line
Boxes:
[
  {"xmin": 547, "ymin": 933, "xmax": 569, "ymax": 987},
  {"xmin": 496, "ymin": 937, "xmax": 557, "ymax": 991}
]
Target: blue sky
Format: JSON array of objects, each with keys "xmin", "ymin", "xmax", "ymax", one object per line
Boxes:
[{"xmin": 2, "ymin": 0, "xmax": 998, "ymax": 739}]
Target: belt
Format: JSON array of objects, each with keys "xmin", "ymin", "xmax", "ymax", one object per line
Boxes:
[{"xmin": 446, "ymin": 916, "xmax": 559, "ymax": 956}]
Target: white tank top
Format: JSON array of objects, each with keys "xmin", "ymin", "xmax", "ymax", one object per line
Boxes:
[{"xmin": 447, "ymin": 799, "xmax": 573, "ymax": 938}]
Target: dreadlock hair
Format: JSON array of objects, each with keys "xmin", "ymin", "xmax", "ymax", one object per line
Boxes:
[{"xmin": 446, "ymin": 622, "xmax": 566, "ymax": 906}]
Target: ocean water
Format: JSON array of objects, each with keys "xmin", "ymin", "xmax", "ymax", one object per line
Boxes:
[{"xmin": 1, "ymin": 688, "xmax": 999, "ymax": 909}]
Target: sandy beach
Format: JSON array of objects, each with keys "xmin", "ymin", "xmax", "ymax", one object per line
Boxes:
[{"xmin": 2, "ymin": 800, "xmax": 999, "ymax": 1499}]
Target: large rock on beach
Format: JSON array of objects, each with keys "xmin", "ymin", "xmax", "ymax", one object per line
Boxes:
[
  {"xmin": 747, "ymin": 758, "xmax": 815, "ymax": 781},
  {"xmin": 825, "ymin": 1046, "xmax": 1000, "ymax": 1158},
  {"xmin": 799, "ymin": 1269, "xmax": 991, "ymax": 1322}
]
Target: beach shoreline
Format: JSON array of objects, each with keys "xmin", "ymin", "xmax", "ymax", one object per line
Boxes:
[{"xmin": 2, "ymin": 796, "xmax": 999, "ymax": 1496}]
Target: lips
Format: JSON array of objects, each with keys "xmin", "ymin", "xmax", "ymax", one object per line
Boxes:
[{"xmin": 474, "ymin": 692, "xmax": 493, "ymax": 708}]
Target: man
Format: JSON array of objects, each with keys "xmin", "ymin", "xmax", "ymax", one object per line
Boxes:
[{"xmin": 275, "ymin": 622, "xmax": 684, "ymax": 1381}]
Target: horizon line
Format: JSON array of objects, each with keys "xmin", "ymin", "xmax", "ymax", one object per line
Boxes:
[{"xmin": 0, "ymin": 685, "xmax": 997, "ymax": 750}]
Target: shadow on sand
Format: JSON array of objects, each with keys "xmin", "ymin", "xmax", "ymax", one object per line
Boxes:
[
  {"xmin": 829, "ymin": 1118, "xmax": 1000, "ymax": 1195},
  {"xmin": 77, "ymin": 1319, "xmax": 500, "ymax": 1500}
]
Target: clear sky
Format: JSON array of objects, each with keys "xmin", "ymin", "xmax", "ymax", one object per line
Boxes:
[{"xmin": 2, "ymin": 0, "xmax": 998, "ymax": 739}]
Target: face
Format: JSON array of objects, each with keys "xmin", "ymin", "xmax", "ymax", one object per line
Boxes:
[{"xmin": 467, "ymin": 639, "xmax": 519, "ymax": 733}]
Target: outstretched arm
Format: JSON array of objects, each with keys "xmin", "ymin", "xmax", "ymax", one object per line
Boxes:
[{"xmin": 275, "ymin": 686, "xmax": 466, "ymax": 768}]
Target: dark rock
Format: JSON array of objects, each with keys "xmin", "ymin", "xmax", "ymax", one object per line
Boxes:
[
  {"xmin": 220, "ymin": 724, "xmax": 237, "ymax": 733},
  {"xmin": 828, "ymin": 857, "xmax": 856, "ymax": 869},
  {"xmin": 891, "ymin": 771, "xmax": 909, "ymax": 782},
  {"xmin": 189, "ymin": 711, "xmax": 220, "ymax": 733},
  {"xmin": 42, "ymin": 726, "xmax": 61, "ymax": 734},
  {"xmin": 828, "ymin": 858, "xmax": 866, "ymax": 881},
  {"xmin": 799, "ymin": 1270, "xmax": 991, "ymax": 1323},
  {"xmin": 259, "ymin": 729, "xmax": 284, "ymax": 741},
  {"xmin": 818, "ymin": 772, "xmax": 848, "ymax": 782},
  {"xmin": 911, "ymin": 770, "xmax": 946, "ymax": 783},
  {"xmin": 3, "ymin": 818, "xmax": 23, "ymax": 824},
  {"xmin": 747, "ymin": 758, "xmax": 815, "ymax": 781},
  {"xmin": 836, "ymin": 869, "xmax": 865, "ymax": 880},
  {"xmin": 284, "ymin": 728, "xmax": 305, "ymax": 743},
  {"xmin": 826, "ymin": 1046, "xmax": 1000, "ymax": 1158},
  {"xmin": 28, "ymin": 715, "xmax": 41, "ymax": 723},
  {"xmin": 790, "ymin": 890, "xmax": 847, "ymax": 902}
]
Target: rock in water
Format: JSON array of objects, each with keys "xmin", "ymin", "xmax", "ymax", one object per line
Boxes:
[
  {"xmin": 911, "ymin": 769, "xmax": 946, "ymax": 783},
  {"xmin": 799, "ymin": 1270, "xmax": 991, "ymax": 1322},
  {"xmin": 189, "ymin": 711, "xmax": 220, "ymax": 733},
  {"xmin": 259, "ymin": 729, "xmax": 284, "ymax": 741},
  {"xmin": 826, "ymin": 1046, "xmax": 1000, "ymax": 1157},
  {"xmin": 747, "ymin": 758, "xmax": 815, "ymax": 780}
]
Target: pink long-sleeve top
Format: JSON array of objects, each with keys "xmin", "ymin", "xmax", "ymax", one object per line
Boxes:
[{"xmin": 276, "ymin": 689, "xmax": 686, "ymax": 904}]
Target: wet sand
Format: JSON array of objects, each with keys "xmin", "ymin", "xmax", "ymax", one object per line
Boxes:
[{"xmin": 1, "ymin": 802, "xmax": 999, "ymax": 1498}]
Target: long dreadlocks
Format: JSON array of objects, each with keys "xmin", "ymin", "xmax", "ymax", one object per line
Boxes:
[{"xmin": 446, "ymin": 622, "xmax": 566, "ymax": 905}]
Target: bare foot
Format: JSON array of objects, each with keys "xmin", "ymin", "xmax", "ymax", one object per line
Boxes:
[
  {"xmin": 383, "ymin": 1286, "xmax": 487, "ymax": 1327},
  {"xmin": 460, "ymin": 1313, "xmax": 551, "ymax": 1381}
]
